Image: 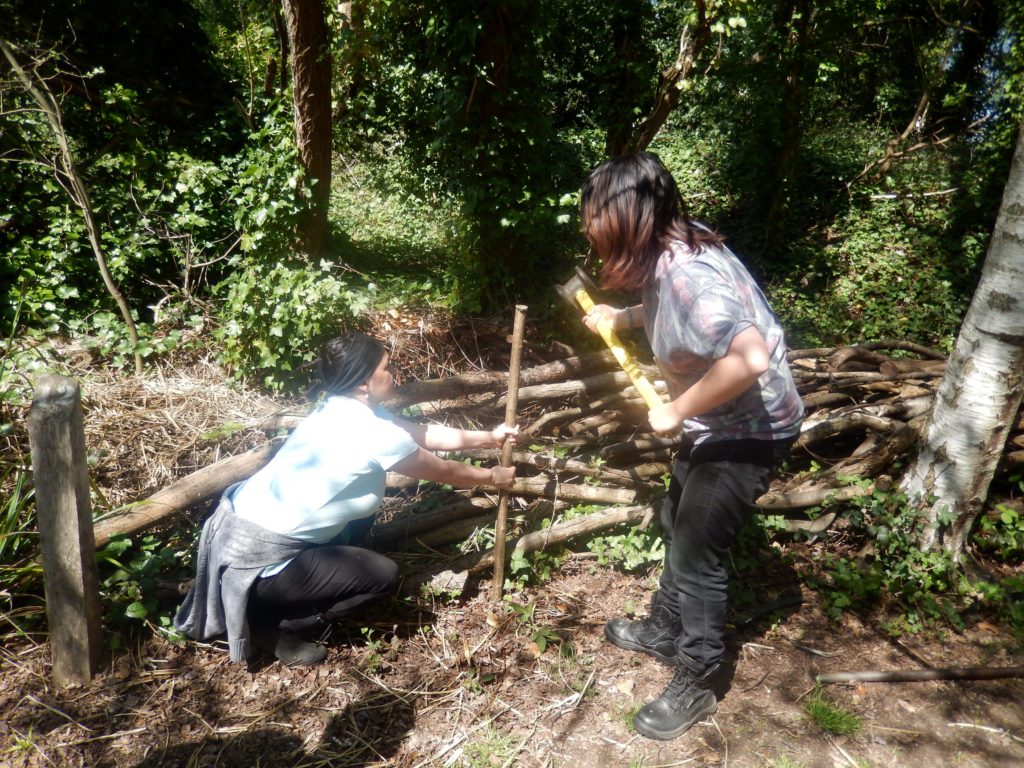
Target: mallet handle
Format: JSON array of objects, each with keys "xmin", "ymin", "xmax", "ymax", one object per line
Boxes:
[{"xmin": 573, "ymin": 289, "xmax": 663, "ymax": 411}]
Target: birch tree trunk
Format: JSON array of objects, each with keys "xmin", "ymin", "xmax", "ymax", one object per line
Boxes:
[{"xmin": 899, "ymin": 119, "xmax": 1024, "ymax": 559}]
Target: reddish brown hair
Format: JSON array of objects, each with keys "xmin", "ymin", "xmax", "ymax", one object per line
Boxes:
[{"xmin": 581, "ymin": 152, "xmax": 723, "ymax": 292}]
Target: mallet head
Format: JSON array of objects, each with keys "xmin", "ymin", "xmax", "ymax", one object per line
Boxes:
[{"xmin": 555, "ymin": 267, "xmax": 600, "ymax": 309}]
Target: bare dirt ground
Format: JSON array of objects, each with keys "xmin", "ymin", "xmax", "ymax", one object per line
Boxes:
[{"xmin": 2, "ymin": 548, "xmax": 1022, "ymax": 768}]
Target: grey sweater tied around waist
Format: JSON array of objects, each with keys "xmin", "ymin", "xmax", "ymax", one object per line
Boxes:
[{"xmin": 174, "ymin": 485, "xmax": 308, "ymax": 662}]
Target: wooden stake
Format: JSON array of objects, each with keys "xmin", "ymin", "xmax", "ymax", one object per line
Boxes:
[
  {"xmin": 27, "ymin": 375, "xmax": 103, "ymax": 685},
  {"xmin": 491, "ymin": 304, "xmax": 527, "ymax": 600},
  {"xmin": 816, "ymin": 666, "xmax": 1024, "ymax": 685}
]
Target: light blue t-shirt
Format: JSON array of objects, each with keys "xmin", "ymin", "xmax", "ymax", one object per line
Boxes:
[{"xmin": 232, "ymin": 396, "xmax": 419, "ymax": 574}]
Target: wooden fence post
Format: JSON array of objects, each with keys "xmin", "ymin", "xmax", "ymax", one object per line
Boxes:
[{"xmin": 28, "ymin": 375, "xmax": 102, "ymax": 685}]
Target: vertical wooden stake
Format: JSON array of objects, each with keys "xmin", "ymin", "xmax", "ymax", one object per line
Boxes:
[
  {"xmin": 28, "ymin": 375, "xmax": 103, "ymax": 685},
  {"xmin": 491, "ymin": 304, "xmax": 528, "ymax": 601}
]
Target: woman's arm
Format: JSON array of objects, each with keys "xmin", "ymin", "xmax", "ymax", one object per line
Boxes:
[
  {"xmin": 391, "ymin": 447, "xmax": 516, "ymax": 488},
  {"xmin": 647, "ymin": 325, "xmax": 770, "ymax": 433},
  {"xmin": 393, "ymin": 418, "xmax": 517, "ymax": 452}
]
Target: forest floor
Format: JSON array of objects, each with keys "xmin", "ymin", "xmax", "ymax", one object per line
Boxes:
[
  {"xmin": 2, "ymin": 549, "xmax": 1023, "ymax": 768},
  {"xmin": 2, "ymin": 321, "xmax": 1023, "ymax": 767}
]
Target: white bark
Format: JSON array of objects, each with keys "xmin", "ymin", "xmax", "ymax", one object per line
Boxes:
[{"xmin": 900, "ymin": 119, "xmax": 1024, "ymax": 558}]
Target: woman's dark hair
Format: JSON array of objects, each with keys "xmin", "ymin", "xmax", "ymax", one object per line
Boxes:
[
  {"xmin": 581, "ymin": 151, "xmax": 723, "ymax": 292},
  {"xmin": 314, "ymin": 332, "xmax": 387, "ymax": 398}
]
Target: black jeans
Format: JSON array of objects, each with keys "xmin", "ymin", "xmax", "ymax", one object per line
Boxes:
[
  {"xmin": 247, "ymin": 516, "xmax": 397, "ymax": 634},
  {"xmin": 651, "ymin": 439, "xmax": 788, "ymax": 669}
]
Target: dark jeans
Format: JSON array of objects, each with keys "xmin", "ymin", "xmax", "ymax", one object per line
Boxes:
[
  {"xmin": 651, "ymin": 439, "xmax": 789, "ymax": 669},
  {"xmin": 247, "ymin": 515, "xmax": 397, "ymax": 634}
]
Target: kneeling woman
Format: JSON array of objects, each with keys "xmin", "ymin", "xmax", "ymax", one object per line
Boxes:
[{"xmin": 175, "ymin": 332, "xmax": 517, "ymax": 666}]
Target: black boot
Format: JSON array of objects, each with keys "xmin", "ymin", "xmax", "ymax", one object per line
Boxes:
[
  {"xmin": 252, "ymin": 627, "xmax": 327, "ymax": 667},
  {"xmin": 604, "ymin": 604, "xmax": 680, "ymax": 664},
  {"xmin": 633, "ymin": 656, "xmax": 719, "ymax": 741}
]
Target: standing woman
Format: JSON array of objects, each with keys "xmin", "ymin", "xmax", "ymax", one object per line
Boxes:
[
  {"xmin": 175, "ymin": 332, "xmax": 517, "ymax": 667},
  {"xmin": 580, "ymin": 152, "xmax": 804, "ymax": 740}
]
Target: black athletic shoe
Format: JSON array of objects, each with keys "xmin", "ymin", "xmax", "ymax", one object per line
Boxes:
[
  {"xmin": 604, "ymin": 604, "xmax": 680, "ymax": 664},
  {"xmin": 633, "ymin": 658, "xmax": 719, "ymax": 741},
  {"xmin": 253, "ymin": 628, "xmax": 327, "ymax": 667}
]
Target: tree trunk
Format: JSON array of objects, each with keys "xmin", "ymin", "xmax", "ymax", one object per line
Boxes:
[
  {"xmin": 899, "ymin": 118, "xmax": 1024, "ymax": 559},
  {"xmin": 627, "ymin": 1, "xmax": 714, "ymax": 153},
  {"xmin": 762, "ymin": 0, "xmax": 812, "ymax": 252},
  {"xmin": 281, "ymin": 0, "xmax": 332, "ymax": 257}
]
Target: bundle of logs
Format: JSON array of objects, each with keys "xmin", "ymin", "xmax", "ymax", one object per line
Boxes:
[{"xmin": 92, "ymin": 340, "xmax": 1024, "ymax": 578}]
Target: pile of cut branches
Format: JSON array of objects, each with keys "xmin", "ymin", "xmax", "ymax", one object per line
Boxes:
[
  {"xmin": 370, "ymin": 339, "xmax": 963, "ymax": 564},
  {"xmin": 100, "ymin": 337, "xmax": 1024, "ymax": 575}
]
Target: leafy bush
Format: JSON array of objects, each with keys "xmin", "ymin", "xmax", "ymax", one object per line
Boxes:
[
  {"xmin": 799, "ymin": 482, "xmax": 1024, "ymax": 635},
  {"xmin": 97, "ymin": 534, "xmax": 192, "ymax": 646},
  {"xmin": 215, "ymin": 258, "xmax": 374, "ymax": 390}
]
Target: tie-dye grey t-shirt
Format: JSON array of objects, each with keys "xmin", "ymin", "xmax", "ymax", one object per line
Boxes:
[{"xmin": 641, "ymin": 236, "xmax": 804, "ymax": 445}]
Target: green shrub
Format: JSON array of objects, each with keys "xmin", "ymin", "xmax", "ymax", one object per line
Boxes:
[{"xmin": 215, "ymin": 258, "xmax": 374, "ymax": 390}]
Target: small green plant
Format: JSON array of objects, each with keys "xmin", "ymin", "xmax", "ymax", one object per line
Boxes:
[
  {"xmin": 506, "ymin": 538, "xmax": 566, "ymax": 590},
  {"xmin": 463, "ymin": 726, "xmax": 516, "ymax": 768},
  {"xmin": 9, "ymin": 726, "xmax": 38, "ymax": 756},
  {"xmin": 508, "ymin": 600, "xmax": 572, "ymax": 657},
  {"xmin": 359, "ymin": 626, "xmax": 386, "ymax": 672},
  {"xmin": 0, "ymin": 463, "xmax": 40, "ymax": 592},
  {"xmin": 972, "ymin": 475, "xmax": 1024, "ymax": 563},
  {"xmin": 358, "ymin": 626, "xmax": 399, "ymax": 672},
  {"xmin": 767, "ymin": 757, "xmax": 808, "ymax": 768},
  {"xmin": 616, "ymin": 702, "xmax": 643, "ymax": 733},
  {"xmin": 804, "ymin": 689, "xmax": 863, "ymax": 735},
  {"xmin": 460, "ymin": 523, "xmax": 496, "ymax": 554}
]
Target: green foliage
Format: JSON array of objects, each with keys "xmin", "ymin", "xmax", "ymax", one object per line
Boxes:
[
  {"xmin": 507, "ymin": 599, "xmax": 573, "ymax": 657},
  {"xmin": 0, "ymin": 462, "xmax": 41, "ymax": 598},
  {"xmin": 807, "ymin": 483, "xmax": 962, "ymax": 629},
  {"xmin": 341, "ymin": 0, "xmax": 608, "ymax": 306},
  {"xmin": 973, "ymin": 503, "xmax": 1024, "ymax": 563},
  {"xmin": 0, "ymin": 27, "xmax": 240, "ymax": 334},
  {"xmin": 215, "ymin": 257, "xmax": 373, "ymax": 390},
  {"xmin": 96, "ymin": 533, "xmax": 192, "ymax": 645},
  {"xmin": 587, "ymin": 520, "xmax": 665, "ymax": 572},
  {"xmin": 972, "ymin": 475, "xmax": 1024, "ymax": 563},
  {"xmin": 358, "ymin": 626, "xmax": 398, "ymax": 672},
  {"xmin": 330, "ymin": 154, "xmax": 487, "ymax": 310},
  {"xmin": 804, "ymin": 689, "xmax": 863, "ymax": 735},
  {"xmin": 649, "ymin": 0, "xmax": 1020, "ymax": 350},
  {"xmin": 803, "ymin": 482, "xmax": 1024, "ymax": 635},
  {"xmin": 507, "ymin": 534, "xmax": 567, "ymax": 590}
]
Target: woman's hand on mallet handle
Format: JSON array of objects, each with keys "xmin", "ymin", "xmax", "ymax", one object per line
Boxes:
[
  {"xmin": 647, "ymin": 401, "xmax": 684, "ymax": 435},
  {"xmin": 581, "ymin": 304, "xmax": 619, "ymax": 333}
]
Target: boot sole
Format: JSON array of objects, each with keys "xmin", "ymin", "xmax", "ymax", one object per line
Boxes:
[
  {"xmin": 604, "ymin": 624, "xmax": 677, "ymax": 665},
  {"xmin": 634, "ymin": 700, "xmax": 718, "ymax": 741}
]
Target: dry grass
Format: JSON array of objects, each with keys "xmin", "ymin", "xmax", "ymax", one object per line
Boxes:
[{"xmin": 1, "ymin": 307, "xmax": 530, "ymax": 525}]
